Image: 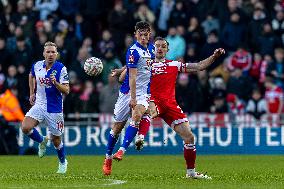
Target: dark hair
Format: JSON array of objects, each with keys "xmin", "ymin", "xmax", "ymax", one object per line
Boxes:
[
  {"xmin": 16, "ymin": 35, "xmax": 25, "ymax": 42},
  {"xmin": 154, "ymin": 36, "xmax": 169, "ymax": 47},
  {"xmin": 135, "ymin": 21, "xmax": 151, "ymax": 32}
]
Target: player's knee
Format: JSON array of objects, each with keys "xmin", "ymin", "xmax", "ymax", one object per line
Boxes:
[
  {"xmin": 184, "ymin": 132, "xmax": 195, "ymax": 144},
  {"xmin": 21, "ymin": 121, "xmax": 31, "ymax": 134},
  {"xmin": 52, "ymin": 136, "xmax": 61, "ymax": 148}
]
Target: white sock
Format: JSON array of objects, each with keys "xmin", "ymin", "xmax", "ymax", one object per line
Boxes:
[
  {"xmin": 187, "ymin": 168, "xmax": 196, "ymax": 176},
  {"xmin": 106, "ymin": 154, "xmax": 112, "ymax": 159},
  {"xmin": 119, "ymin": 147, "xmax": 126, "ymax": 153}
]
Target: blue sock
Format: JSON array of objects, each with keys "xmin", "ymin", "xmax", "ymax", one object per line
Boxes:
[
  {"xmin": 106, "ymin": 130, "xmax": 119, "ymax": 156},
  {"xmin": 27, "ymin": 128, "xmax": 43, "ymax": 143},
  {"xmin": 56, "ymin": 143, "xmax": 65, "ymax": 163},
  {"xmin": 121, "ymin": 124, "xmax": 138, "ymax": 150}
]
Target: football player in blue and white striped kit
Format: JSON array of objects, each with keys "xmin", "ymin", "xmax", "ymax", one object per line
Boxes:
[
  {"xmin": 103, "ymin": 21, "xmax": 155, "ymax": 175},
  {"xmin": 21, "ymin": 41, "xmax": 69, "ymax": 174}
]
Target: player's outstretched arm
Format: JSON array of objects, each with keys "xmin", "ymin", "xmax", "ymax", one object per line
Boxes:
[
  {"xmin": 29, "ymin": 73, "xmax": 36, "ymax": 105},
  {"xmin": 185, "ymin": 48, "xmax": 225, "ymax": 72},
  {"xmin": 111, "ymin": 66, "xmax": 126, "ymax": 77}
]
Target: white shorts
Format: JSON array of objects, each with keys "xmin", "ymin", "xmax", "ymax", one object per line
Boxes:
[
  {"xmin": 25, "ymin": 104, "xmax": 64, "ymax": 136},
  {"xmin": 113, "ymin": 92, "xmax": 149, "ymax": 122}
]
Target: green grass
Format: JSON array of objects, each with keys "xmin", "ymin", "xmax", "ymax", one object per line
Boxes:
[{"xmin": 0, "ymin": 155, "xmax": 283, "ymax": 189}]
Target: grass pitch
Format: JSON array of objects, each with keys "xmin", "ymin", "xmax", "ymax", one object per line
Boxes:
[{"xmin": 0, "ymin": 155, "xmax": 283, "ymax": 189}]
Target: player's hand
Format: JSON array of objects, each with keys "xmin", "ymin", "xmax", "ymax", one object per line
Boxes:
[
  {"xmin": 213, "ymin": 48, "xmax": 225, "ymax": 58},
  {"xmin": 111, "ymin": 69, "xmax": 122, "ymax": 77},
  {"xmin": 29, "ymin": 94, "xmax": 36, "ymax": 106},
  {"xmin": 130, "ymin": 98, "xmax": 137, "ymax": 109},
  {"xmin": 50, "ymin": 75, "xmax": 57, "ymax": 85}
]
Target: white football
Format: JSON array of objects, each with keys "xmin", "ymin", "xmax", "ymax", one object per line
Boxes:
[{"xmin": 84, "ymin": 57, "xmax": 103, "ymax": 76}]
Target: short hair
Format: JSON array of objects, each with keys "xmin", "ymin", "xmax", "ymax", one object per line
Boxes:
[
  {"xmin": 135, "ymin": 21, "xmax": 151, "ymax": 32},
  {"xmin": 44, "ymin": 41, "xmax": 57, "ymax": 49},
  {"xmin": 154, "ymin": 36, "xmax": 169, "ymax": 47}
]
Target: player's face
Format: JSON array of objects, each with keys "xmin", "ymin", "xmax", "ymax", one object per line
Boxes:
[
  {"xmin": 43, "ymin": 46, "xmax": 58, "ymax": 64},
  {"xmin": 154, "ymin": 40, "xmax": 168, "ymax": 59},
  {"xmin": 135, "ymin": 29, "xmax": 151, "ymax": 46}
]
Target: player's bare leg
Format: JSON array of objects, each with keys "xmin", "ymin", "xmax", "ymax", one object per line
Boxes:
[
  {"xmin": 21, "ymin": 116, "xmax": 48, "ymax": 158},
  {"xmin": 103, "ymin": 121, "xmax": 127, "ymax": 175},
  {"xmin": 174, "ymin": 122, "xmax": 211, "ymax": 179},
  {"xmin": 135, "ymin": 102, "xmax": 157, "ymax": 150},
  {"xmin": 114, "ymin": 105, "xmax": 146, "ymax": 160},
  {"xmin": 52, "ymin": 135, "xmax": 67, "ymax": 174}
]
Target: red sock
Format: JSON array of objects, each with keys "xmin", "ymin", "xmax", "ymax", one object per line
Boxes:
[
  {"xmin": 138, "ymin": 114, "xmax": 151, "ymax": 136},
  {"xmin": 184, "ymin": 144, "xmax": 196, "ymax": 169}
]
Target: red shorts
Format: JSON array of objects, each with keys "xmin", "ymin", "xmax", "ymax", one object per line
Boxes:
[{"xmin": 150, "ymin": 97, "xmax": 188, "ymax": 128}]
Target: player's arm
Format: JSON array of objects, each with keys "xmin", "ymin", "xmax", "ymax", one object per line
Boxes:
[
  {"xmin": 119, "ymin": 69, "xmax": 127, "ymax": 83},
  {"xmin": 50, "ymin": 67, "xmax": 70, "ymax": 95},
  {"xmin": 111, "ymin": 66, "xmax": 126, "ymax": 77},
  {"xmin": 29, "ymin": 73, "xmax": 36, "ymax": 105},
  {"xmin": 126, "ymin": 49, "xmax": 139, "ymax": 109},
  {"xmin": 29, "ymin": 64, "xmax": 36, "ymax": 105},
  {"xmin": 184, "ymin": 48, "xmax": 225, "ymax": 72}
]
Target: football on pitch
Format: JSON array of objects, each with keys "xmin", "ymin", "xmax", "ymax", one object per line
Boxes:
[{"xmin": 84, "ymin": 57, "xmax": 103, "ymax": 76}]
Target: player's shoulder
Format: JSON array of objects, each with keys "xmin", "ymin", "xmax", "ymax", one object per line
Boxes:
[
  {"xmin": 53, "ymin": 61, "xmax": 67, "ymax": 70},
  {"xmin": 33, "ymin": 60, "xmax": 45, "ymax": 69}
]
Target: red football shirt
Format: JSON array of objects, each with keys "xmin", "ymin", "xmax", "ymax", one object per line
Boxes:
[
  {"xmin": 150, "ymin": 60, "xmax": 186, "ymax": 100},
  {"xmin": 265, "ymin": 86, "xmax": 284, "ymax": 113}
]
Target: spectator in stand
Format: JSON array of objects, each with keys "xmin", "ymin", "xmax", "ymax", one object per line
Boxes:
[
  {"xmin": 226, "ymin": 93, "xmax": 246, "ymax": 114},
  {"xmin": 100, "ymin": 49, "xmax": 122, "ymax": 85},
  {"xmin": 210, "ymin": 89, "xmax": 228, "ymax": 113},
  {"xmin": 63, "ymin": 71, "xmax": 81, "ymax": 116},
  {"xmin": 246, "ymin": 88, "xmax": 267, "ymax": 120},
  {"xmin": 78, "ymin": 80, "xmax": 100, "ymax": 113},
  {"xmin": 70, "ymin": 47, "xmax": 92, "ymax": 82},
  {"xmin": 108, "ymin": 0, "xmax": 134, "ymax": 51},
  {"xmin": 185, "ymin": 16, "xmax": 205, "ymax": 53},
  {"xmin": 226, "ymin": 67, "xmax": 253, "ymax": 102},
  {"xmin": 266, "ymin": 48, "xmax": 284, "ymax": 89},
  {"xmin": 221, "ymin": 12, "xmax": 247, "ymax": 52},
  {"xmin": 168, "ymin": 0, "xmax": 188, "ymax": 28},
  {"xmin": 249, "ymin": 52, "xmax": 268, "ymax": 86},
  {"xmin": 99, "ymin": 74, "xmax": 120, "ymax": 113},
  {"xmin": 271, "ymin": 9, "xmax": 284, "ymax": 46},
  {"xmin": 200, "ymin": 30, "xmax": 223, "ymax": 71},
  {"xmin": 257, "ymin": 22, "xmax": 277, "ymax": 56},
  {"xmin": 98, "ymin": 30, "xmax": 115, "ymax": 57},
  {"xmin": 6, "ymin": 65, "xmax": 18, "ymax": 88},
  {"xmin": 264, "ymin": 76, "xmax": 284, "ymax": 114},
  {"xmin": 35, "ymin": 0, "xmax": 58, "ymax": 21},
  {"xmin": 247, "ymin": 6, "xmax": 268, "ymax": 51},
  {"xmin": 134, "ymin": 3, "xmax": 155, "ymax": 25},
  {"xmin": 201, "ymin": 14, "xmax": 220, "ymax": 35},
  {"xmin": 165, "ymin": 26, "xmax": 186, "ymax": 61},
  {"xmin": 226, "ymin": 46, "xmax": 252, "ymax": 74},
  {"xmin": 156, "ymin": 0, "xmax": 174, "ymax": 36},
  {"xmin": 11, "ymin": 36, "xmax": 32, "ymax": 70},
  {"xmin": 0, "ymin": 37, "xmax": 11, "ymax": 74}
]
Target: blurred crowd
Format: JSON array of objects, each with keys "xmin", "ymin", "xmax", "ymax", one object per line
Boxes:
[{"xmin": 0, "ymin": 0, "xmax": 284, "ymax": 121}]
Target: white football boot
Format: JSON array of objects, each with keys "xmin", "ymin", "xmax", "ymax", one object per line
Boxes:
[
  {"xmin": 38, "ymin": 136, "xmax": 49, "ymax": 158},
  {"xmin": 56, "ymin": 159, "xmax": 68, "ymax": 174},
  {"xmin": 186, "ymin": 172, "xmax": 212, "ymax": 180}
]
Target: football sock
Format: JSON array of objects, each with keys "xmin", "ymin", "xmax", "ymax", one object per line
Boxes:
[
  {"xmin": 138, "ymin": 114, "xmax": 151, "ymax": 136},
  {"xmin": 106, "ymin": 129, "xmax": 119, "ymax": 157},
  {"xmin": 55, "ymin": 142, "xmax": 65, "ymax": 163},
  {"xmin": 121, "ymin": 121, "xmax": 138, "ymax": 151},
  {"xmin": 184, "ymin": 143, "xmax": 196, "ymax": 174},
  {"xmin": 27, "ymin": 128, "xmax": 43, "ymax": 143}
]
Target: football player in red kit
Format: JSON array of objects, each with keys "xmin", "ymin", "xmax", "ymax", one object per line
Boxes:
[{"xmin": 114, "ymin": 37, "xmax": 225, "ymax": 179}]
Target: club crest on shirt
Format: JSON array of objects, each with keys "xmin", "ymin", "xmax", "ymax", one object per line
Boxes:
[
  {"xmin": 128, "ymin": 55, "xmax": 135, "ymax": 63},
  {"xmin": 51, "ymin": 70, "xmax": 57, "ymax": 77}
]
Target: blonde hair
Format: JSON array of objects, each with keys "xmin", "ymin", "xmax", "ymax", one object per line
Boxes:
[{"xmin": 44, "ymin": 41, "xmax": 57, "ymax": 49}]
